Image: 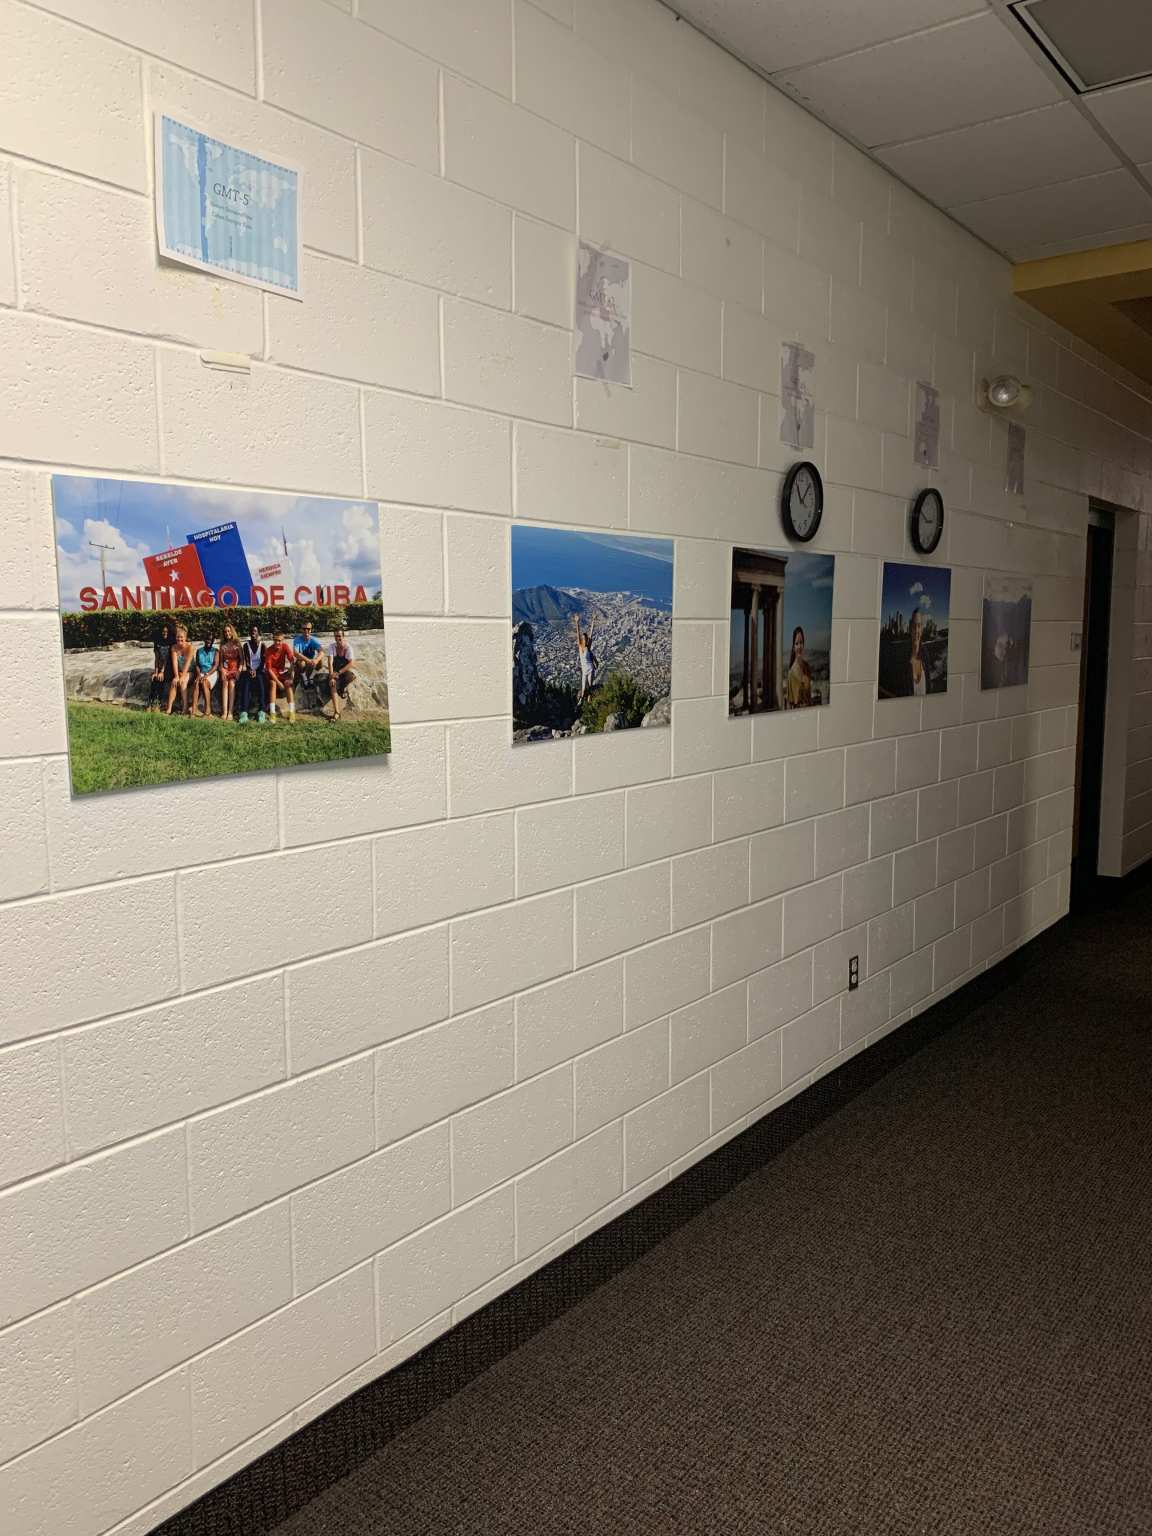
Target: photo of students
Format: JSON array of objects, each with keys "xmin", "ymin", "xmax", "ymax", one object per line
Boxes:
[
  {"xmin": 164, "ymin": 624, "xmax": 195, "ymax": 715},
  {"xmin": 193, "ymin": 631, "xmax": 220, "ymax": 719},
  {"xmin": 293, "ymin": 621, "xmax": 324, "ymax": 695},
  {"xmin": 238, "ymin": 624, "xmax": 266, "ymax": 723},
  {"xmin": 148, "ymin": 621, "xmax": 175, "ymax": 710},
  {"xmin": 218, "ymin": 623, "xmax": 242, "ymax": 722},
  {"xmin": 327, "ymin": 626, "xmax": 357, "ymax": 720},
  {"xmin": 52, "ymin": 477, "xmax": 391, "ymax": 795},
  {"xmin": 264, "ymin": 629, "xmax": 296, "ymax": 720}
]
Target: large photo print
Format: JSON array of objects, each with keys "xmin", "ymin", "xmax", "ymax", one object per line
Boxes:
[
  {"xmin": 512, "ymin": 526, "xmax": 673, "ymax": 743},
  {"xmin": 729, "ymin": 548, "xmax": 834, "ymax": 714},
  {"xmin": 53, "ymin": 477, "xmax": 389, "ymax": 795},
  {"xmin": 877, "ymin": 561, "xmax": 951, "ymax": 699},
  {"xmin": 981, "ymin": 573, "xmax": 1032, "ymax": 690}
]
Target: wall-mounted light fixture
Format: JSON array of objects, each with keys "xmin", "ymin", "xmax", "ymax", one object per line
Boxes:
[{"xmin": 978, "ymin": 374, "xmax": 1034, "ymax": 413}]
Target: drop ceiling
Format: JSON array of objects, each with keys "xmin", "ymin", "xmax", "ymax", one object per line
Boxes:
[{"xmin": 671, "ymin": 0, "xmax": 1152, "ymax": 262}]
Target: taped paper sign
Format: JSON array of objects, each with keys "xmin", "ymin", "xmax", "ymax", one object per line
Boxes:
[{"xmin": 156, "ymin": 114, "xmax": 301, "ymax": 298}]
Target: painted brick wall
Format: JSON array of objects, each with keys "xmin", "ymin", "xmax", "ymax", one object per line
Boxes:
[{"xmin": 2, "ymin": 0, "xmax": 1152, "ymax": 1531}]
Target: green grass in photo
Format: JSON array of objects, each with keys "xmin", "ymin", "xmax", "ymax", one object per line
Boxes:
[{"xmin": 66, "ymin": 701, "xmax": 391, "ymax": 794}]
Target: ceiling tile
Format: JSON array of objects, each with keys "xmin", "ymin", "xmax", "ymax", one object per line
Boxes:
[
  {"xmin": 878, "ymin": 103, "xmax": 1120, "ymax": 208},
  {"xmin": 1086, "ymin": 78, "xmax": 1152, "ymax": 164},
  {"xmin": 672, "ymin": 0, "xmax": 985, "ymax": 75},
  {"xmin": 774, "ymin": 13, "xmax": 1062, "ymax": 148},
  {"xmin": 1014, "ymin": 0, "xmax": 1152, "ymax": 91},
  {"xmin": 1012, "ymin": 222, "xmax": 1152, "ymax": 261},
  {"xmin": 950, "ymin": 169, "xmax": 1152, "ymax": 256}
]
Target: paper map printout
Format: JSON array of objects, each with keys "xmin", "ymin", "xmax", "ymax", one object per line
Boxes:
[
  {"xmin": 575, "ymin": 243, "xmax": 632, "ymax": 386},
  {"xmin": 779, "ymin": 342, "xmax": 815, "ymax": 449},
  {"xmin": 914, "ymin": 381, "xmax": 941, "ymax": 469}
]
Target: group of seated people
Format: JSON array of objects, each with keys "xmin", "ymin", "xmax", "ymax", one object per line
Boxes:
[{"xmin": 148, "ymin": 619, "xmax": 358, "ymax": 723}]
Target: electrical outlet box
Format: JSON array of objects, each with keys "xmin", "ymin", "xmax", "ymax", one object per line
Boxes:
[{"xmin": 848, "ymin": 955, "xmax": 859, "ymax": 991}]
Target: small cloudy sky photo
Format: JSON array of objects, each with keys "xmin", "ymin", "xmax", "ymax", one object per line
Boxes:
[
  {"xmin": 52, "ymin": 477, "xmax": 381, "ymax": 611},
  {"xmin": 880, "ymin": 561, "xmax": 951, "ymax": 628},
  {"xmin": 984, "ymin": 573, "xmax": 1032, "ymax": 606}
]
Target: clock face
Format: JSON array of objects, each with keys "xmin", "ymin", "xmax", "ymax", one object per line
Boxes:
[
  {"xmin": 783, "ymin": 462, "xmax": 823, "ymax": 542},
  {"xmin": 912, "ymin": 488, "xmax": 944, "ymax": 553}
]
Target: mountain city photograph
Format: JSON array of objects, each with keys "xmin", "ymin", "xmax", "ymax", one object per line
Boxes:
[{"xmin": 511, "ymin": 525, "xmax": 674, "ymax": 744}]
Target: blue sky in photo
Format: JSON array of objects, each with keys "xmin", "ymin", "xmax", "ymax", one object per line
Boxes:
[
  {"xmin": 781, "ymin": 551, "xmax": 835, "ymax": 652},
  {"xmin": 52, "ymin": 477, "xmax": 380, "ymax": 611},
  {"xmin": 512, "ymin": 526, "xmax": 674, "ymax": 608},
  {"xmin": 881, "ymin": 561, "xmax": 951, "ymax": 626}
]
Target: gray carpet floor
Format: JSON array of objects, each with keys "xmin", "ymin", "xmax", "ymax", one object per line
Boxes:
[{"xmin": 278, "ymin": 885, "xmax": 1152, "ymax": 1535}]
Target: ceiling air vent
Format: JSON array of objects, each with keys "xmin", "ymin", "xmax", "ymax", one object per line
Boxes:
[{"xmin": 1011, "ymin": 0, "xmax": 1152, "ymax": 92}]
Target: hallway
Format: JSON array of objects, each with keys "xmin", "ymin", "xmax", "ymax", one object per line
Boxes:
[{"xmin": 275, "ymin": 885, "xmax": 1152, "ymax": 1536}]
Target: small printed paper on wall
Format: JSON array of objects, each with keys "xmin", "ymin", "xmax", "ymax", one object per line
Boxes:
[
  {"xmin": 574, "ymin": 243, "xmax": 632, "ymax": 386},
  {"xmin": 913, "ymin": 382, "xmax": 941, "ymax": 469},
  {"xmin": 981, "ymin": 572, "xmax": 1032, "ymax": 690},
  {"xmin": 512, "ymin": 525, "xmax": 672, "ymax": 743},
  {"xmin": 1006, "ymin": 422, "xmax": 1026, "ymax": 495},
  {"xmin": 878, "ymin": 561, "xmax": 951, "ymax": 699},
  {"xmin": 51, "ymin": 477, "xmax": 389, "ymax": 795},
  {"xmin": 155, "ymin": 114, "xmax": 302, "ymax": 298},
  {"xmin": 779, "ymin": 341, "xmax": 815, "ymax": 450},
  {"xmin": 729, "ymin": 548, "xmax": 835, "ymax": 715}
]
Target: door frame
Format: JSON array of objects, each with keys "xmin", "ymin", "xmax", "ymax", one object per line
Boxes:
[{"xmin": 1076, "ymin": 499, "xmax": 1137, "ymax": 889}]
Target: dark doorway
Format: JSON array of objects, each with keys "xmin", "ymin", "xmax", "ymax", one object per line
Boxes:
[{"xmin": 1071, "ymin": 510, "xmax": 1114, "ymax": 906}]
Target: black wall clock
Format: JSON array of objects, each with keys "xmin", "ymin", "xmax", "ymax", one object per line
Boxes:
[
  {"xmin": 781, "ymin": 461, "xmax": 823, "ymax": 542},
  {"xmin": 910, "ymin": 487, "xmax": 944, "ymax": 554}
]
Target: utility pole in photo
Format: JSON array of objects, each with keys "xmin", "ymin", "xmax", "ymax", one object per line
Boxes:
[{"xmin": 89, "ymin": 539, "xmax": 115, "ymax": 592}]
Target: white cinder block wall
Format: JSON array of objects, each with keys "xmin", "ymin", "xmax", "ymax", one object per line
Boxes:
[{"xmin": 2, "ymin": 0, "xmax": 1152, "ymax": 1531}]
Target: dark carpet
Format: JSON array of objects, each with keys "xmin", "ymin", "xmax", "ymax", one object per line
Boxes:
[{"xmin": 278, "ymin": 884, "xmax": 1152, "ymax": 1536}]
